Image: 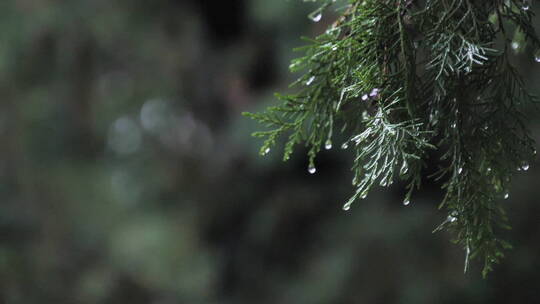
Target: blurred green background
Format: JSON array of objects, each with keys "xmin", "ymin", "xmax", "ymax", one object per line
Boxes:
[{"xmin": 0, "ymin": 1, "xmax": 539, "ymax": 303}]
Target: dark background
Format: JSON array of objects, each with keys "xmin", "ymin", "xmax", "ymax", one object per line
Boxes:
[{"xmin": 0, "ymin": 1, "xmax": 539, "ymax": 303}]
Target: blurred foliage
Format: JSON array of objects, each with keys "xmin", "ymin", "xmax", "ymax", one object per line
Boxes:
[{"xmin": 0, "ymin": 1, "xmax": 539, "ymax": 303}]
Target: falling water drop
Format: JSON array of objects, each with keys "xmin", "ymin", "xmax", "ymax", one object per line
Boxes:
[
  {"xmin": 325, "ymin": 139, "xmax": 333, "ymax": 150},
  {"xmin": 308, "ymin": 164, "xmax": 316, "ymax": 174},
  {"xmin": 306, "ymin": 76, "xmax": 315, "ymax": 86},
  {"xmin": 310, "ymin": 13, "xmax": 322, "ymax": 22}
]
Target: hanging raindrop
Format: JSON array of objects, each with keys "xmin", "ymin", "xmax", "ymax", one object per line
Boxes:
[
  {"xmin": 262, "ymin": 147, "xmax": 270, "ymax": 155},
  {"xmin": 400, "ymin": 162, "xmax": 409, "ymax": 175},
  {"xmin": 521, "ymin": 161, "xmax": 530, "ymax": 171},
  {"xmin": 308, "ymin": 164, "xmax": 316, "ymax": 174},
  {"xmin": 522, "ymin": 0, "xmax": 531, "ymax": 10},
  {"xmin": 310, "ymin": 12, "xmax": 322, "ymax": 22},
  {"xmin": 343, "ymin": 204, "xmax": 351, "ymax": 211},
  {"xmin": 341, "ymin": 142, "xmax": 349, "ymax": 149},
  {"xmin": 325, "ymin": 139, "xmax": 332, "ymax": 150},
  {"xmin": 403, "ymin": 198, "xmax": 410, "ymax": 206},
  {"xmin": 306, "ymin": 76, "xmax": 315, "ymax": 86},
  {"xmin": 504, "ymin": 192, "xmax": 510, "ymax": 200},
  {"xmin": 458, "ymin": 167, "xmax": 463, "ymax": 174}
]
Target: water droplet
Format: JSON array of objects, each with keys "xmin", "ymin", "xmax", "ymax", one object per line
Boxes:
[
  {"xmin": 458, "ymin": 167, "xmax": 463, "ymax": 174},
  {"xmin": 400, "ymin": 165, "xmax": 409, "ymax": 175},
  {"xmin": 403, "ymin": 198, "xmax": 410, "ymax": 206},
  {"xmin": 352, "ymin": 176, "xmax": 358, "ymax": 185},
  {"xmin": 361, "ymin": 94, "xmax": 369, "ymax": 101},
  {"xmin": 262, "ymin": 147, "xmax": 270, "ymax": 155},
  {"xmin": 504, "ymin": 192, "xmax": 509, "ymax": 199},
  {"xmin": 535, "ymin": 53, "xmax": 540, "ymax": 63},
  {"xmin": 325, "ymin": 139, "xmax": 332, "ymax": 150},
  {"xmin": 306, "ymin": 76, "xmax": 315, "ymax": 86},
  {"xmin": 487, "ymin": 167, "xmax": 492, "ymax": 173},
  {"xmin": 521, "ymin": 161, "xmax": 530, "ymax": 171},
  {"xmin": 310, "ymin": 13, "xmax": 322, "ymax": 22},
  {"xmin": 451, "ymin": 123, "xmax": 457, "ymax": 129},
  {"xmin": 448, "ymin": 215, "xmax": 457, "ymax": 223},
  {"xmin": 343, "ymin": 204, "xmax": 350, "ymax": 211},
  {"xmin": 522, "ymin": 0, "xmax": 531, "ymax": 10},
  {"xmin": 341, "ymin": 142, "xmax": 349, "ymax": 149},
  {"xmin": 511, "ymin": 41, "xmax": 520, "ymax": 50},
  {"xmin": 362, "ymin": 111, "xmax": 369, "ymax": 120},
  {"xmin": 308, "ymin": 164, "xmax": 316, "ymax": 174},
  {"xmin": 369, "ymin": 88, "xmax": 380, "ymax": 98},
  {"xmin": 360, "ymin": 193, "xmax": 368, "ymax": 199}
]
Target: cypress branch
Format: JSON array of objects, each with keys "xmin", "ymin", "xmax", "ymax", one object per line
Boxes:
[{"xmin": 244, "ymin": 0, "xmax": 539, "ymax": 277}]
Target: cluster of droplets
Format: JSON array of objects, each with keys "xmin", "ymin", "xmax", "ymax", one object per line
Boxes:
[
  {"xmin": 361, "ymin": 88, "xmax": 380, "ymax": 101},
  {"xmin": 447, "ymin": 211, "xmax": 458, "ymax": 223},
  {"xmin": 517, "ymin": 161, "xmax": 530, "ymax": 171},
  {"xmin": 261, "ymin": 147, "xmax": 271, "ymax": 156}
]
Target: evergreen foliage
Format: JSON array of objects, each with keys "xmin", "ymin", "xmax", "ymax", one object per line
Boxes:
[{"xmin": 244, "ymin": 0, "xmax": 540, "ymax": 276}]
